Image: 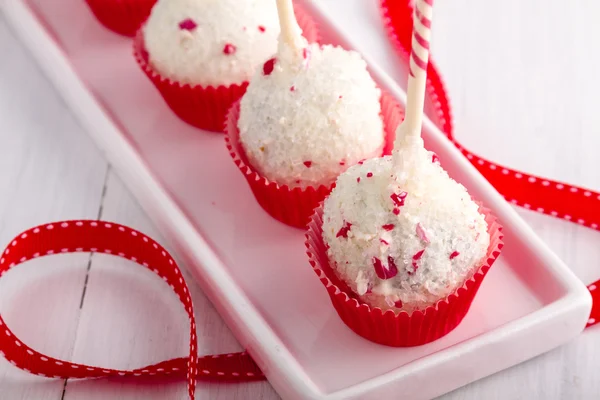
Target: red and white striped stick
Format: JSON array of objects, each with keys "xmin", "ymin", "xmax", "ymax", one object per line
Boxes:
[{"xmin": 394, "ymin": 0, "xmax": 435, "ymax": 148}]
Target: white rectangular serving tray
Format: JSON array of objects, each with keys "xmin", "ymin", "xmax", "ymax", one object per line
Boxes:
[{"xmin": 1, "ymin": 0, "xmax": 592, "ymax": 399}]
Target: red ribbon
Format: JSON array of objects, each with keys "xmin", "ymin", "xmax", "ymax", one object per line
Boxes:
[
  {"xmin": 0, "ymin": 221, "xmax": 263, "ymax": 399},
  {"xmin": 379, "ymin": 0, "xmax": 600, "ymax": 328}
]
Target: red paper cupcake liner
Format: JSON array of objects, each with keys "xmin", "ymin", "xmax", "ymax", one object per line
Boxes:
[
  {"xmin": 305, "ymin": 203, "xmax": 504, "ymax": 347},
  {"xmin": 225, "ymin": 91, "xmax": 403, "ymax": 229},
  {"xmin": 133, "ymin": 3, "xmax": 319, "ymax": 133},
  {"xmin": 86, "ymin": 0, "xmax": 156, "ymax": 37}
]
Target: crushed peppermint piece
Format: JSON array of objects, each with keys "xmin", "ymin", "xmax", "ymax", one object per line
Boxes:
[
  {"xmin": 303, "ymin": 161, "xmax": 312, "ymax": 168},
  {"xmin": 178, "ymin": 18, "xmax": 197, "ymax": 31},
  {"xmin": 411, "ymin": 261, "xmax": 419, "ymax": 273},
  {"xmin": 223, "ymin": 43, "xmax": 236, "ymax": 55},
  {"xmin": 385, "ymin": 297, "xmax": 395, "ymax": 307},
  {"xmin": 336, "ymin": 221, "xmax": 352, "ymax": 238},
  {"xmin": 382, "ymin": 224, "xmax": 394, "ymax": 231},
  {"xmin": 450, "ymin": 251, "xmax": 460, "ymax": 260},
  {"xmin": 263, "ymin": 58, "xmax": 276, "ymax": 76},
  {"xmin": 411, "ymin": 250, "xmax": 425, "ymax": 273},
  {"xmin": 373, "ymin": 257, "xmax": 398, "ymax": 280},
  {"xmin": 413, "ymin": 250, "xmax": 425, "ymax": 260},
  {"xmin": 387, "ymin": 256, "xmax": 397, "ymax": 272},
  {"xmin": 416, "ymin": 223, "xmax": 430, "ymax": 243},
  {"xmin": 355, "ymin": 271, "xmax": 368, "ymax": 295},
  {"xmin": 432, "ymin": 153, "xmax": 440, "ymax": 164},
  {"xmin": 356, "ymin": 281, "xmax": 368, "ymax": 295},
  {"xmin": 391, "ymin": 191, "xmax": 408, "ymax": 207}
]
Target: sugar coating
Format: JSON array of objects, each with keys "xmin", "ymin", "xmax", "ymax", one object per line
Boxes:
[
  {"xmin": 322, "ymin": 135, "xmax": 490, "ymax": 313},
  {"xmin": 143, "ymin": 0, "xmax": 281, "ymax": 87},
  {"xmin": 238, "ymin": 41, "xmax": 384, "ymax": 188}
]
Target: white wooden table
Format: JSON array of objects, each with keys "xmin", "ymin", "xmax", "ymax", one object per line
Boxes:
[{"xmin": 1, "ymin": 0, "xmax": 599, "ymax": 398}]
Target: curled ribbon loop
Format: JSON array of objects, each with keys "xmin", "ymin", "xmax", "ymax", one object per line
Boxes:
[
  {"xmin": 379, "ymin": 0, "xmax": 600, "ymax": 328},
  {"xmin": 0, "ymin": 221, "xmax": 263, "ymax": 399}
]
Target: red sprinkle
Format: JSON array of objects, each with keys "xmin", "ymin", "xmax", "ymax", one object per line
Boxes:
[
  {"xmin": 366, "ymin": 172, "xmax": 373, "ymax": 178},
  {"xmin": 391, "ymin": 191, "xmax": 408, "ymax": 207},
  {"xmin": 373, "ymin": 257, "xmax": 398, "ymax": 280},
  {"xmin": 432, "ymin": 153, "xmax": 440, "ymax": 164},
  {"xmin": 357, "ymin": 177, "xmax": 361, "ymax": 183},
  {"xmin": 178, "ymin": 18, "xmax": 197, "ymax": 31},
  {"xmin": 411, "ymin": 251, "xmax": 424, "ymax": 273},
  {"xmin": 290, "ymin": 86, "xmax": 296, "ymax": 92},
  {"xmin": 223, "ymin": 43, "xmax": 236, "ymax": 55},
  {"xmin": 394, "ymin": 299, "xmax": 403, "ymax": 308},
  {"xmin": 258, "ymin": 25, "xmax": 266, "ymax": 32},
  {"xmin": 380, "ymin": 238, "xmax": 389, "ymax": 245},
  {"xmin": 339, "ymin": 160, "xmax": 345, "ymax": 166},
  {"xmin": 263, "ymin": 58, "xmax": 276, "ymax": 76},
  {"xmin": 382, "ymin": 224, "xmax": 394, "ymax": 231},
  {"xmin": 392, "ymin": 208, "xmax": 400, "ymax": 215},
  {"xmin": 413, "ymin": 250, "xmax": 425, "ymax": 260},
  {"xmin": 303, "ymin": 161, "xmax": 312, "ymax": 168},
  {"xmin": 336, "ymin": 221, "xmax": 352, "ymax": 238},
  {"xmin": 450, "ymin": 251, "xmax": 460, "ymax": 260},
  {"xmin": 338, "ymin": 95, "xmax": 343, "ymax": 99},
  {"xmin": 358, "ymin": 159, "xmax": 365, "ymax": 165},
  {"xmin": 411, "ymin": 261, "xmax": 419, "ymax": 272}
]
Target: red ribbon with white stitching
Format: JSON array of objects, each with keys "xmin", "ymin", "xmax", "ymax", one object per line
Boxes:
[
  {"xmin": 379, "ymin": 0, "xmax": 600, "ymax": 327},
  {"xmin": 0, "ymin": 221, "xmax": 263, "ymax": 399}
]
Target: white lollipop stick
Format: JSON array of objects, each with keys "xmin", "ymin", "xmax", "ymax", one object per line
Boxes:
[
  {"xmin": 275, "ymin": 0, "xmax": 304, "ymax": 53},
  {"xmin": 394, "ymin": 0, "xmax": 435, "ymax": 148}
]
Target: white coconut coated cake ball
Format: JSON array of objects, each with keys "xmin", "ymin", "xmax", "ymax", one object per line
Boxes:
[
  {"xmin": 143, "ymin": 0, "xmax": 281, "ymax": 87},
  {"xmin": 322, "ymin": 134, "xmax": 490, "ymax": 313},
  {"xmin": 238, "ymin": 40, "xmax": 385, "ymax": 188}
]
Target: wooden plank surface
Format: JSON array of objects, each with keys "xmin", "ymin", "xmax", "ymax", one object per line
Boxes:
[{"xmin": 0, "ymin": 14, "xmax": 107, "ymax": 400}]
